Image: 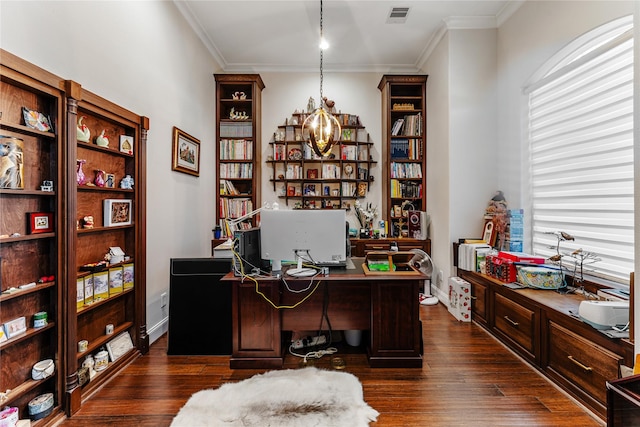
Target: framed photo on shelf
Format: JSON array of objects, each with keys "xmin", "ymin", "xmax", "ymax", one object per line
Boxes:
[
  {"xmin": 104, "ymin": 199, "xmax": 132, "ymax": 227},
  {"xmin": 27, "ymin": 212, "xmax": 54, "ymax": 234},
  {"xmin": 119, "ymin": 135, "xmax": 134, "ymax": 155},
  {"xmin": 172, "ymin": 126, "xmax": 200, "ymax": 177},
  {"xmin": 106, "ymin": 331, "xmax": 134, "ymax": 362},
  {"xmin": 307, "ymin": 169, "xmax": 318, "ymax": 179},
  {"xmin": 4, "ymin": 316, "xmax": 26, "ymax": 338}
]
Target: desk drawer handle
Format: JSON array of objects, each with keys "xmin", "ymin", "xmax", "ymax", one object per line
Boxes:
[
  {"xmin": 470, "ymin": 296, "xmax": 477, "ymax": 300},
  {"xmin": 370, "ymin": 246, "xmax": 385, "ymax": 250},
  {"xmin": 568, "ymin": 355, "xmax": 593, "ymax": 372},
  {"xmin": 504, "ymin": 316, "xmax": 519, "ymax": 327}
]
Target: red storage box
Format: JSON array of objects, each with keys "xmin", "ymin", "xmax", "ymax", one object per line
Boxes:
[
  {"xmin": 497, "ymin": 251, "xmax": 545, "ymax": 264},
  {"xmin": 486, "ymin": 254, "xmax": 518, "ymax": 283}
]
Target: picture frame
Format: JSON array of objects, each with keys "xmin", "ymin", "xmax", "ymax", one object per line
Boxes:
[
  {"xmin": 4, "ymin": 316, "xmax": 27, "ymax": 338},
  {"xmin": 28, "ymin": 212, "xmax": 54, "ymax": 234},
  {"xmin": 104, "ymin": 173, "xmax": 116, "ymax": 188},
  {"xmin": 307, "ymin": 169, "xmax": 318, "ymax": 179},
  {"xmin": 106, "ymin": 331, "xmax": 134, "ymax": 362},
  {"xmin": 104, "ymin": 199, "xmax": 132, "ymax": 227},
  {"xmin": 119, "ymin": 135, "xmax": 134, "ymax": 155},
  {"xmin": 172, "ymin": 127, "xmax": 200, "ymax": 177}
]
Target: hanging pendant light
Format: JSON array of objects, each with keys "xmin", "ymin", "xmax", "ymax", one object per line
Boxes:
[{"xmin": 303, "ymin": 0, "xmax": 341, "ymax": 157}]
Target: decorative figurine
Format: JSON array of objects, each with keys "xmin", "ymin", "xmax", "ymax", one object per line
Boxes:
[
  {"xmin": 119, "ymin": 174, "xmax": 134, "ymax": 189},
  {"xmin": 229, "ymin": 108, "xmax": 248, "ymax": 120},
  {"xmin": 0, "ymin": 135, "xmax": 24, "ymax": 189},
  {"xmin": 232, "ymin": 91, "xmax": 246, "ymax": 100},
  {"xmin": 77, "ymin": 116, "xmax": 90, "ymax": 142},
  {"xmin": 76, "ymin": 159, "xmax": 87, "ymax": 185},
  {"xmin": 82, "ymin": 216, "xmax": 94, "ymax": 229},
  {"xmin": 94, "ymin": 170, "xmax": 106, "ymax": 187},
  {"xmin": 307, "ymin": 97, "xmax": 316, "ymax": 113},
  {"xmin": 40, "ymin": 180, "xmax": 53, "ymax": 191},
  {"xmin": 95, "ymin": 129, "xmax": 109, "ymax": 147}
]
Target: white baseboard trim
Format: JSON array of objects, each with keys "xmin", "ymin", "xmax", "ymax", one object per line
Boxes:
[{"xmin": 148, "ymin": 316, "xmax": 168, "ymax": 345}]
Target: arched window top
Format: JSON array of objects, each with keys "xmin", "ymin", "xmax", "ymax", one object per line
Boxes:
[{"xmin": 524, "ymin": 15, "xmax": 632, "ymax": 94}]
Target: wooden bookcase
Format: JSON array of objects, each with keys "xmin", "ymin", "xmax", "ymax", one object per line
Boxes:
[
  {"xmin": 0, "ymin": 50, "xmax": 66, "ymax": 425},
  {"xmin": 64, "ymin": 81, "xmax": 148, "ymax": 414},
  {"xmin": 266, "ymin": 111, "xmax": 376, "ymax": 209},
  {"xmin": 214, "ymin": 74, "xmax": 264, "ymax": 238},
  {"xmin": 378, "ymin": 75, "xmax": 428, "ymax": 238}
]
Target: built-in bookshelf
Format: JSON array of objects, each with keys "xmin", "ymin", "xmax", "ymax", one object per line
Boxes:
[
  {"xmin": 378, "ymin": 75, "xmax": 427, "ymax": 237},
  {"xmin": 214, "ymin": 74, "xmax": 264, "ymax": 237},
  {"xmin": 266, "ymin": 110, "xmax": 376, "ymax": 209}
]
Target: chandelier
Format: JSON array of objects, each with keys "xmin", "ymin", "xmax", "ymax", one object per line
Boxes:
[{"xmin": 302, "ymin": 0, "xmax": 341, "ymax": 157}]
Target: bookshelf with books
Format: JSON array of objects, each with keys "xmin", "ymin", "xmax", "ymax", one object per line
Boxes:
[
  {"xmin": 215, "ymin": 74, "xmax": 264, "ymax": 238},
  {"xmin": 378, "ymin": 75, "xmax": 428, "ymax": 238},
  {"xmin": 266, "ymin": 110, "xmax": 376, "ymax": 210}
]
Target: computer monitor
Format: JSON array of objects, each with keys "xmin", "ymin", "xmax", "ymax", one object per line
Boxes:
[{"xmin": 260, "ymin": 209, "xmax": 347, "ymax": 272}]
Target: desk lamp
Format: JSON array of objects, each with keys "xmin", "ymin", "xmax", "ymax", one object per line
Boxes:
[{"xmin": 224, "ymin": 202, "xmax": 279, "ymax": 243}]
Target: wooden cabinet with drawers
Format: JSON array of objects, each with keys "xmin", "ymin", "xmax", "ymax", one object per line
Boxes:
[
  {"xmin": 458, "ymin": 269, "xmax": 633, "ymax": 420},
  {"xmin": 493, "ymin": 292, "xmax": 538, "ymax": 364},
  {"xmin": 350, "ymin": 238, "xmax": 430, "ymax": 257}
]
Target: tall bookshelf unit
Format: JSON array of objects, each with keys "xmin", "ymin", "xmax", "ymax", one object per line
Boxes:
[
  {"xmin": 64, "ymin": 81, "xmax": 148, "ymax": 414},
  {"xmin": 378, "ymin": 75, "xmax": 428, "ymax": 238},
  {"xmin": 0, "ymin": 50, "xmax": 66, "ymax": 425},
  {"xmin": 266, "ymin": 110, "xmax": 376, "ymax": 209},
  {"xmin": 214, "ymin": 74, "xmax": 264, "ymax": 238}
]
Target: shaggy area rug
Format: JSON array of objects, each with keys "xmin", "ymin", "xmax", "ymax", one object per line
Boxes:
[{"xmin": 171, "ymin": 367, "xmax": 379, "ymax": 427}]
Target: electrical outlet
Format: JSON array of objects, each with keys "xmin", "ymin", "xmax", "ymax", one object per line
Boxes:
[
  {"xmin": 160, "ymin": 292, "xmax": 168, "ymax": 308},
  {"xmin": 437, "ymin": 270, "xmax": 444, "ymax": 285}
]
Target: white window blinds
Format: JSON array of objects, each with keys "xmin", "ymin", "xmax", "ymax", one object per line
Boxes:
[{"xmin": 527, "ymin": 20, "xmax": 634, "ymax": 284}]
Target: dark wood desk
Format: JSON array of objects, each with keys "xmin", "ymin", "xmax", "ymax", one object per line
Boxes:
[{"xmin": 222, "ymin": 260, "xmax": 425, "ymax": 369}]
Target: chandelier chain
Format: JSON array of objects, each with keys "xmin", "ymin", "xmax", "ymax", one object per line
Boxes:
[{"xmin": 319, "ymin": 0, "xmax": 324, "ymax": 102}]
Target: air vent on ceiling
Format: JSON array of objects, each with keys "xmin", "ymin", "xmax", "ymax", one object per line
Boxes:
[{"xmin": 386, "ymin": 7, "xmax": 410, "ymax": 24}]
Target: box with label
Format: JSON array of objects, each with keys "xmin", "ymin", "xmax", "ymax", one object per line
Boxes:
[
  {"xmin": 108, "ymin": 266, "xmax": 124, "ymax": 295},
  {"xmin": 76, "ymin": 277, "xmax": 84, "ymax": 309},
  {"xmin": 84, "ymin": 274, "xmax": 94, "ymax": 305},
  {"xmin": 93, "ymin": 271, "xmax": 109, "ymax": 301},
  {"xmin": 448, "ymin": 277, "xmax": 471, "ymax": 322},
  {"xmin": 123, "ymin": 263, "xmax": 134, "ymax": 289}
]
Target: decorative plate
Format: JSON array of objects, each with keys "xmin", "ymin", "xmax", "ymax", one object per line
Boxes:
[
  {"xmin": 22, "ymin": 107, "xmax": 52, "ymax": 132},
  {"xmin": 288, "ymin": 148, "xmax": 302, "ymax": 160},
  {"xmin": 344, "ymin": 164, "xmax": 354, "ymax": 177}
]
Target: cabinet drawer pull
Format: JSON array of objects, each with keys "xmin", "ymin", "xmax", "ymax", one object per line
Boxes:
[
  {"xmin": 370, "ymin": 246, "xmax": 385, "ymax": 250},
  {"xmin": 470, "ymin": 296, "xmax": 477, "ymax": 300},
  {"xmin": 504, "ymin": 316, "xmax": 519, "ymax": 327},
  {"xmin": 568, "ymin": 355, "xmax": 593, "ymax": 372}
]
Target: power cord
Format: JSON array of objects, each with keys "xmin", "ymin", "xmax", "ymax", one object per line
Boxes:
[{"xmin": 288, "ymin": 344, "xmax": 338, "ymax": 364}]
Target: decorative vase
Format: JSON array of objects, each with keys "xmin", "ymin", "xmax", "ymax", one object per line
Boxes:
[
  {"xmin": 94, "ymin": 170, "xmax": 105, "ymax": 187},
  {"xmin": 76, "ymin": 159, "xmax": 87, "ymax": 185}
]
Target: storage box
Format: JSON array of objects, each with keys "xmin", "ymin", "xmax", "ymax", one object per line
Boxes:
[
  {"xmin": 84, "ymin": 274, "xmax": 94, "ymax": 305},
  {"xmin": 486, "ymin": 254, "xmax": 518, "ymax": 282},
  {"xmin": 516, "ymin": 265, "xmax": 563, "ymax": 290},
  {"xmin": 108, "ymin": 267, "xmax": 124, "ymax": 295},
  {"xmin": 76, "ymin": 277, "xmax": 84, "ymax": 309},
  {"xmin": 497, "ymin": 251, "xmax": 545, "ymax": 264},
  {"xmin": 448, "ymin": 277, "xmax": 471, "ymax": 322},
  {"xmin": 362, "ymin": 251, "xmax": 422, "ymax": 275},
  {"xmin": 93, "ymin": 271, "xmax": 109, "ymax": 301},
  {"xmin": 123, "ymin": 263, "xmax": 134, "ymax": 289}
]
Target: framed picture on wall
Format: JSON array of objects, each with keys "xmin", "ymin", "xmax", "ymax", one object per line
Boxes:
[{"xmin": 172, "ymin": 127, "xmax": 200, "ymax": 177}]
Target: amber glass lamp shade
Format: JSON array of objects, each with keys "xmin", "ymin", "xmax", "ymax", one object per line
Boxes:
[{"xmin": 303, "ymin": 106, "xmax": 341, "ymax": 157}]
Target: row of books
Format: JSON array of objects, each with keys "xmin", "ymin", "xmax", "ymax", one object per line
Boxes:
[
  {"xmin": 219, "ymin": 179, "xmax": 240, "ymax": 196},
  {"xmin": 390, "ymin": 179, "xmax": 422, "ymax": 198},
  {"xmin": 322, "ymin": 164, "xmax": 341, "ymax": 179},
  {"xmin": 390, "ymin": 162, "xmax": 423, "ymax": 179},
  {"xmin": 219, "ymin": 163, "xmax": 253, "ymax": 179},
  {"xmin": 76, "ymin": 263, "xmax": 134, "ymax": 309},
  {"xmin": 391, "ymin": 113, "xmax": 423, "ymax": 136},
  {"xmin": 220, "ymin": 139, "xmax": 253, "ymax": 160},
  {"xmin": 220, "ymin": 121, "xmax": 253, "ymax": 138},
  {"xmin": 219, "ymin": 198, "xmax": 253, "ymax": 220},
  {"xmin": 390, "ymin": 138, "xmax": 422, "ymax": 160}
]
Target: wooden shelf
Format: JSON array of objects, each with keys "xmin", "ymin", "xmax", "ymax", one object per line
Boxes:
[
  {"xmin": 0, "ymin": 120, "xmax": 57, "ymax": 139},
  {"xmin": 0, "ymin": 322, "xmax": 55, "ymax": 351},
  {"xmin": 77, "ymin": 224, "xmax": 134, "ymax": 235},
  {"xmin": 76, "ymin": 321, "xmax": 133, "ymax": 358},
  {"xmin": 0, "ymin": 281, "xmax": 55, "ymax": 303},
  {"xmin": 0, "ymin": 232, "xmax": 55, "ymax": 243},
  {"xmin": 0, "ymin": 189, "xmax": 56, "ymax": 196},
  {"xmin": 77, "ymin": 140, "xmax": 134, "ymax": 158},
  {"xmin": 76, "ymin": 287, "xmax": 134, "ymax": 316},
  {"xmin": 0, "ymin": 378, "xmax": 51, "ymax": 407}
]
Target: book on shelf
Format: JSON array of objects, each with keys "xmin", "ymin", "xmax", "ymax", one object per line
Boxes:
[
  {"xmin": 220, "ymin": 163, "xmax": 253, "ymax": 179},
  {"xmin": 220, "ymin": 139, "xmax": 253, "ymax": 160},
  {"xmin": 391, "ymin": 118, "xmax": 405, "ymax": 136},
  {"xmin": 220, "ymin": 121, "xmax": 253, "ymax": 138}
]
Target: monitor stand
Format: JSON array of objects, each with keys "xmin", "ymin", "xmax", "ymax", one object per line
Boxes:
[{"xmin": 286, "ymin": 256, "xmax": 316, "ymax": 277}]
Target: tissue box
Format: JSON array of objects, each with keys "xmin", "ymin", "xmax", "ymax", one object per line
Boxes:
[
  {"xmin": 516, "ymin": 265, "xmax": 563, "ymax": 290},
  {"xmin": 448, "ymin": 277, "xmax": 471, "ymax": 322}
]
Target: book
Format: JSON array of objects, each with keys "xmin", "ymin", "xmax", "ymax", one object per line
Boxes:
[
  {"xmin": 213, "ymin": 240, "xmax": 233, "ymax": 259},
  {"xmin": 123, "ymin": 263, "xmax": 134, "ymax": 289},
  {"xmin": 93, "ymin": 271, "xmax": 109, "ymax": 301},
  {"xmin": 76, "ymin": 277, "xmax": 84, "ymax": 309},
  {"xmin": 84, "ymin": 274, "xmax": 94, "ymax": 305}
]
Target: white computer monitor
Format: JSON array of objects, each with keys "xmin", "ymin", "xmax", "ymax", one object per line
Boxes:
[{"xmin": 260, "ymin": 209, "xmax": 346, "ymax": 272}]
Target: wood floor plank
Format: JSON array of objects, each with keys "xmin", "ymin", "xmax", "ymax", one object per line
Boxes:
[{"xmin": 58, "ymin": 302, "xmax": 605, "ymax": 426}]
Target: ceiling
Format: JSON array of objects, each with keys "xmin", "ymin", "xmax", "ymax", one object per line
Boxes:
[{"xmin": 174, "ymin": 0, "xmax": 523, "ymax": 73}]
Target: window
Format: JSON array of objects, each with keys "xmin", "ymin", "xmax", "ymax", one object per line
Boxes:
[{"xmin": 525, "ymin": 16, "xmax": 634, "ymax": 284}]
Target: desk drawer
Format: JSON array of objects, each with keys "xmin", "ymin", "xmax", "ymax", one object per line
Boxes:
[
  {"xmin": 470, "ymin": 279, "xmax": 488, "ymax": 325},
  {"xmin": 548, "ymin": 321, "xmax": 622, "ymax": 405},
  {"xmin": 494, "ymin": 293, "xmax": 536, "ymax": 358}
]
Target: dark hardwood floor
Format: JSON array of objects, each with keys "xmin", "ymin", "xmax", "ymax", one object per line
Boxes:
[{"xmin": 58, "ymin": 302, "xmax": 604, "ymax": 426}]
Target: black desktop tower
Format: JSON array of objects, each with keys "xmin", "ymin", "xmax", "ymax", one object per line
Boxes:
[
  {"xmin": 232, "ymin": 228, "xmax": 262, "ymax": 275},
  {"xmin": 168, "ymin": 257, "xmax": 232, "ymax": 355}
]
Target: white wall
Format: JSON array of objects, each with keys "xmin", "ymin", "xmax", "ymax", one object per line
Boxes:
[{"xmin": 1, "ymin": 1, "xmax": 221, "ymax": 342}]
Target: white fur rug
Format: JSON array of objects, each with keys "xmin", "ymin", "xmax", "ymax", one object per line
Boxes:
[{"xmin": 171, "ymin": 367, "xmax": 379, "ymax": 427}]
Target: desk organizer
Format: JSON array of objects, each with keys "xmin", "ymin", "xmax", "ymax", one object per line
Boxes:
[{"xmin": 362, "ymin": 251, "xmax": 422, "ymax": 275}]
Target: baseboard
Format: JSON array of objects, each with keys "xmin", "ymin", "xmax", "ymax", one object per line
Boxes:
[{"xmin": 148, "ymin": 316, "xmax": 168, "ymax": 345}]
